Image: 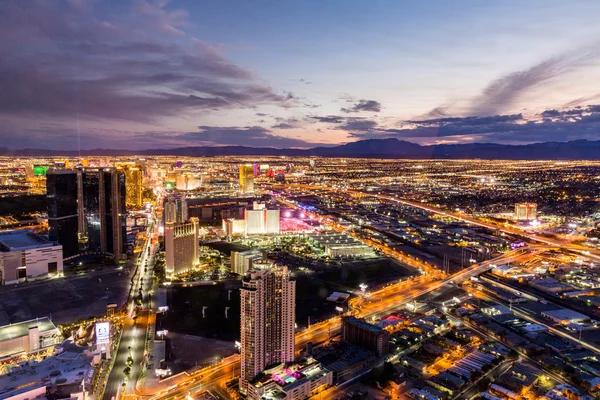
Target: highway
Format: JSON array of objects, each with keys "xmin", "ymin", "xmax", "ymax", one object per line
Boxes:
[
  {"xmin": 367, "ymin": 192, "xmax": 600, "ymax": 262},
  {"xmin": 103, "ymin": 214, "xmax": 158, "ymax": 400},
  {"xmin": 144, "ymin": 250, "xmax": 529, "ymax": 399}
]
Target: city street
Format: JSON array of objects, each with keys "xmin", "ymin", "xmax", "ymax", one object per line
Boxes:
[{"xmin": 103, "ymin": 216, "xmax": 158, "ymax": 400}]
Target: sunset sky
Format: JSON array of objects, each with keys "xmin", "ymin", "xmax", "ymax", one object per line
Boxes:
[{"xmin": 1, "ymin": 0, "xmax": 600, "ymax": 149}]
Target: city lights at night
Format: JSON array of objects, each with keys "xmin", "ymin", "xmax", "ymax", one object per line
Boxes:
[{"xmin": 1, "ymin": 1, "xmax": 600, "ymax": 400}]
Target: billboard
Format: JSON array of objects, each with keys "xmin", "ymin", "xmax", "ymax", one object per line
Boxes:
[
  {"xmin": 95, "ymin": 322, "xmax": 110, "ymax": 345},
  {"xmin": 33, "ymin": 165, "xmax": 49, "ymax": 176}
]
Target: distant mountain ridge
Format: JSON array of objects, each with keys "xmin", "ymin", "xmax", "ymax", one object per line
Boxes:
[{"xmin": 2, "ymin": 138, "xmax": 600, "ymax": 159}]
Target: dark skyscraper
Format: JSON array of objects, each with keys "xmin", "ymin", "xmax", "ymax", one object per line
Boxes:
[
  {"xmin": 47, "ymin": 168, "xmax": 127, "ymax": 261},
  {"xmin": 47, "ymin": 170, "xmax": 79, "ymax": 259}
]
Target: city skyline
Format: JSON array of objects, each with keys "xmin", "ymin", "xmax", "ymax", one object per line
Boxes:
[{"xmin": 2, "ymin": 0, "xmax": 600, "ymax": 150}]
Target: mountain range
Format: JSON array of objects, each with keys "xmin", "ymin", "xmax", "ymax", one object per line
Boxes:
[{"xmin": 2, "ymin": 139, "xmax": 600, "ymax": 159}]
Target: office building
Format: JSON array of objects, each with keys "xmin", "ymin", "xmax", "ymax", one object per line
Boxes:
[
  {"xmin": 165, "ymin": 217, "xmax": 199, "ymax": 277},
  {"xmin": 239, "ymin": 164, "xmax": 255, "ymax": 194},
  {"xmin": 48, "ymin": 168, "xmax": 127, "ymax": 261},
  {"xmin": 342, "ymin": 316, "xmax": 389, "ymax": 357},
  {"xmin": 0, "ymin": 317, "xmax": 61, "ymax": 359},
  {"xmin": 231, "ymin": 249, "xmax": 263, "ymax": 275},
  {"xmin": 47, "ymin": 169, "xmax": 79, "ymax": 259},
  {"xmin": 0, "ymin": 230, "xmax": 63, "ymax": 285},
  {"xmin": 164, "ymin": 195, "xmax": 188, "ymax": 224},
  {"xmin": 514, "ymin": 203, "xmax": 537, "ymax": 221},
  {"xmin": 240, "ymin": 264, "xmax": 296, "ymax": 393}
]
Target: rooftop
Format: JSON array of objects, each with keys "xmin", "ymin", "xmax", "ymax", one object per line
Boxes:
[
  {"xmin": 0, "ymin": 317, "xmax": 58, "ymax": 343},
  {"xmin": 0, "ymin": 230, "xmax": 53, "ymax": 251}
]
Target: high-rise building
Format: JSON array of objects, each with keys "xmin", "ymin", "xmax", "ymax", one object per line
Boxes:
[
  {"xmin": 124, "ymin": 167, "xmax": 143, "ymax": 210},
  {"xmin": 239, "ymin": 164, "xmax": 255, "ymax": 194},
  {"xmin": 47, "ymin": 169, "xmax": 79, "ymax": 259},
  {"xmin": 47, "ymin": 168, "xmax": 127, "ymax": 261},
  {"xmin": 240, "ymin": 263, "xmax": 295, "ymax": 393},
  {"xmin": 165, "ymin": 217, "xmax": 199, "ymax": 277},
  {"xmin": 102, "ymin": 168, "xmax": 127, "ymax": 258},
  {"xmin": 222, "ymin": 218, "xmax": 246, "ymax": 236},
  {"xmin": 231, "ymin": 249, "xmax": 263, "ymax": 275},
  {"xmin": 164, "ymin": 195, "xmax": 188, "ymax": 224},
  {"xmin": 245, "ymin": 208, "xmax": 280, "ymax": 235},
  {"xmin": 342, "ymin": 316, "xmax": 390, "ymax": 356},
  {"xmin": 514, "ymin": 203, "xmax": 537, "ymax": 221},
  {"xmin": 115, "ymin": 163, "xmax": 143, "ymax": 210}
]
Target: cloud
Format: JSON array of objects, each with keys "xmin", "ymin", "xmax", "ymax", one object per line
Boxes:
[
  {"xmin": 338, "ymin": 119, "xmax": 378, "ymax": 131},
  {"xmin": 345, "ymin": 106, "xmax": 600, "ymax": 144},
  {"xmin": 309, "ymin": 115, "xmax": 345, "ymax": 123},
  {"xmin": 272, "ymin": 117, "xmax": 300, "ymax": 129},
  {"xmin": 470, "ymin": 43, "xmax": 600, "ymax": 116},
  {"xmin": 0, "ymin": 1, "xmax": 292, "ymax": 123},
  {"xmin": 181, "ymin": 126, "xmax": 322, "ymax": 147},
  {"xmin": 341, "ymin": 99, "xmax": 382, "ymax": 113}
]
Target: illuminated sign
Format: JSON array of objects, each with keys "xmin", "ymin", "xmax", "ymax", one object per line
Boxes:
[
  {"xmin": 33, "ymin": 165, "xmax": 49, "ymax": 176},
  {"xmin": 164, "ymin": 181, "xmax": 175, "ymax": 189},
  {"xmin": 95, "ymin": 322, "xmax": 110, "ymax": 345}
]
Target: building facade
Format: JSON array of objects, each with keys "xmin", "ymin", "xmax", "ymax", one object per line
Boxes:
[
  {"xmin": 0, "ymin": 317, "xmax": 61, "ymax": 359},
  {"xmin": 163, "ymin": 195, "xmax": 188, "ymax": 224},
  {"xmin": 514, "ymin": 203, "xmax": 537, "ymax": 221},
  {"xmin": 245, "ymin": 208, "xmax": 280, "ymax": 235},
  {"xmin": 239, "ymin": 164, "xmax": 255, "ymax": 194},
  {"xmin": 47, "ymin": 169, "xmax": 79, "ymax": 259},
  {"xmin": 231, "ymin": 250, "xmax": 263, "ymax": 275},
  {"xmin": 165, "ymin": 217, "xmax": 199, "ymax": 277},
  {"xmin": 48, "ymin": 168, "xmax": 127, "ymax": 261},
  {"xmin": 240, "ymin": 264, "xmax": 296, "ymax": 394},
  {"xmin": 342, "ymin": 316, "xmax": 390, "ymax": 356},
  {"xmin": 0, "ymin": 230, "xmax": 63, "ymax": 285}
]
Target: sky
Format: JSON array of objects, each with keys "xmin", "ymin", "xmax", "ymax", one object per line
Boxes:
[{"xmin": 1, "ymin": 0, "xmax": 600, "ymax": 150}]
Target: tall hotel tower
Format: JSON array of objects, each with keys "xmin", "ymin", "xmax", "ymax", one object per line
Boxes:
[{"xmin": 239, "ymin": 262, "xmax": 296, "ymax": 393}]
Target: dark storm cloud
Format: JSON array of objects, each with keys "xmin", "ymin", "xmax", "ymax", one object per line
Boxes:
[
  {"xmin": 470, "ymin": 44, "xmax": 600, "ymax": 116},
  {"xmin": 180, "ymin": 126, "xmax": 321, "ymax": 147},
  {"xmin": 341, "ymin": 99, "xmax": 382, "ymax": 113},
  {"xmin": 0, "ymin": 1, "xmax": 293, "ymax": 122}
]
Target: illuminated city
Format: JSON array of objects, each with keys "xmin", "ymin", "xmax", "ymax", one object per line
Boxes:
[{"xmin": 2, "ymin": 1, "xmax": 600, "ymax": 400}]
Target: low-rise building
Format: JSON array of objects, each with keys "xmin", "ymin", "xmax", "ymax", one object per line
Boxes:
[
  {"xmin": 0, "ymin": 229, "xmax": 63, "ymax": 285},
  {"xmin": 541, "ymin": 308, "xmax": 589, "ymax": 324},
  {"xmin": 247, "ymin": 359, "xmax": 332, "ymax": 400},
  {"xmin": 0, "ymin": 317, "xmax": 61, "ymax": 359}
]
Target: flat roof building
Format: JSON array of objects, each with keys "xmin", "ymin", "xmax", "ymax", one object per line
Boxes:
[
  {"xmin": 0, "ymin": 230, "xmax": 63, "ymax": 285},
  {"xmin": 541, "ymin": 308, "xmax": 590, "ymax": 325},
  {"xmin": 0, "ymin": 317, "xmax": 61, "ymax": 359},
  {"xmin": 342, "ymin": 316, "xmax": 389, "ymax": 357}
]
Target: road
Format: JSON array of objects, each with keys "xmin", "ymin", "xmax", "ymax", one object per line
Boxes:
[
  {"xmin": 275, "ymin": 183, "xmax": 600, "ymax": 260},
  {"xmin": 366, "ymin": 192, "xmax": 600, "ymax": 262},
  {"xmin": 145, "ymin": 250, "xmax": 529, "ymax": 399},
  {"xmin": 103, "ymin": 216, "xmax": 158, "ymax": 400}
]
